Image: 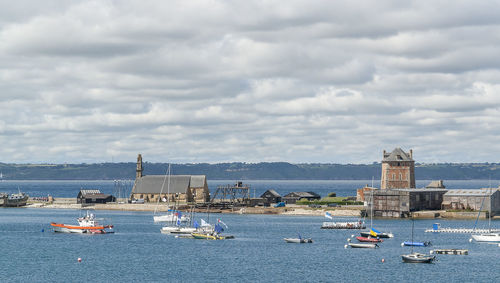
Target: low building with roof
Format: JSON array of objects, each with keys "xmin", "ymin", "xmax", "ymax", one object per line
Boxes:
[
  {"xmin": 129, "ymin": 154, "xmax": 210, "ymax": 203},
  {"xmin": 372, "ymin": 186, "xmax": 448, "ymax": 218},
  {"xmin": 260, "ymin": 189, "xmax": 282, "ymax": 204},
  {"xmin": 77, "ymin": 189, "xmax": 115, "ymax": 204},
  {"xmin": 283, "ymin": 192, "xmax": 321, "ymax": 204},
  {"xmin": 442, "ymin": 187, "xmax": 500, "ymax": 216}
]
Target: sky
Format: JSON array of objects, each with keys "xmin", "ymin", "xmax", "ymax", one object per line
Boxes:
[{"xmin": 1, "ymin": 0, "xmax": 500, "ymax": 164}]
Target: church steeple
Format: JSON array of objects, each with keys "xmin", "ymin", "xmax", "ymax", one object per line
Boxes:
[{"xmin": 136, "ymin": 154, "xmax": 143, "ymax": 179}]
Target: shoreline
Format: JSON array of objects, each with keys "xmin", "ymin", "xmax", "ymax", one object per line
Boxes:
[{"xmin": 24, "ymin": 199, "xmax": 499, "ymax": 219}]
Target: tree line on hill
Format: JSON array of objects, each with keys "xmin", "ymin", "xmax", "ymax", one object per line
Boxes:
[{"xmin": 2, "ymin": 162, "xmax": 500, "ymax": 180}]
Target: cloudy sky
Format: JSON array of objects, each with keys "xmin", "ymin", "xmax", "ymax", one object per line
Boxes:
[{"xmin": 1, "ymin": 0, "xmax": 500, "ymax": 164}]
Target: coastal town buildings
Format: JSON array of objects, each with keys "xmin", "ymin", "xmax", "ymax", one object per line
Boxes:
[
  {"xmin": 442, "ymin": 188, "xmax": 500, "ymax": 216},
  {"xmin": 260, "ymin": 189, "xmax": 282, "ymax": 205},
  {"xmin": 129, "ymin": 154, "xmax": 210, "ymax": 203},
  {"xmin": 77, "ymin": 189, "xmax": 115, "ymax": 204},
  {"xmin": 283, "ymin": 192, "xmax": 321, "ymax": 204},
  {"xmin": 380, "ymin": 148, "xmax": 415, "ymax": 189},
  {"xmin": 371, "ymin": 148, "xmax": 447, "ymax": 217}
]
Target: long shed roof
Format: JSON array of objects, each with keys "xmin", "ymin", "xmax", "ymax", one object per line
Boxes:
[{"xmin": 132, "ymin": 175, "xmax": 206, "ymax": 194}]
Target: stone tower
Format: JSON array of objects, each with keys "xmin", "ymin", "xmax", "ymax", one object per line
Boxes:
[
  {"xmin": 380, "ymin": 148, "xmax": 415, "ymax": 189},
  {"xmin": 136, "ymin": 154, "xmax": 143, "ymax": 179}
]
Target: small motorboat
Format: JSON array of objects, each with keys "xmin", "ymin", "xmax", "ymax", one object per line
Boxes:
[
  {"xmin": 191, "ymin": 232, "xmax": 234, "ymax": 240},
  {"xmin": 402, "ymin": 241, "xmax": 431, "ymax": 247},
  {"xmin": 51, "ymin": 211, "xmax": 113, "ymax": 234},
  {"xmin": 346, "ymin": 243, "xmax": 379, "ymax": 248},
  {"xmin": 284, "ymin": 237, "xmax": 313, "ymax": 243},
  {"xmin": 401, "ymin": 252, "xmax": 435, "ymax": 263},
  {"xmin": 360, "ymin": 231, "xmax": 394, "ymax": 238},
  {"xmin": 356, "ymin": 236, "xmax": 383, "ymax": 243}
]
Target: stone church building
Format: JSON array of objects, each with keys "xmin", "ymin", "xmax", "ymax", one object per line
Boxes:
[{"xmin": 129, "ymin": 154, "xmax": 210, "ymax": 204}]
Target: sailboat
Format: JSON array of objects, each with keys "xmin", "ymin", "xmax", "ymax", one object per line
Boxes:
[
  {"xmin": 153, "ymin": 165, "xmax": 190, "ymax": 224},
  {"xmin": 359, "ymin": 187, "xmax": 393, "ymax": 239},
  {"xmin": 401, "ymin": 217, "xmax": 435, "ymax": 263},
  {"xmin": 471, "ymin": 186, "xmax": 500, "ymax": 242}
]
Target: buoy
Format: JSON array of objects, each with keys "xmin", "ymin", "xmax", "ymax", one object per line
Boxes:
[
  {"xmin": 344, "ymin": 244, "xmax": 348, "ymax": 249},
  {"xmin": 469, "ymin": 238, "xmax": 473, "ymax": 243},
  {"xmin": 381, "ymin": 258, "xmax": 385, "ymax": 263},
  {"xmin": 498, "ymin": 243, "xmax": 500, "ymax": 247},
  {"xmin": 77, "ymin": 258, "xmax": 82, "ymax": 262},
  {"xmin": 430, "ymin": 250, "xmax": 434, "ymax": 254},
  {"xmin": 401, "ymin": 242, "xmax": 404, "ymax": 247},
  {"xmin": 347, "ymin": 238, "xmax": 351, "ymax": 242},
  {"xmin": 351, "ymin": 234, "xmax": 354, "ymax": 238}
]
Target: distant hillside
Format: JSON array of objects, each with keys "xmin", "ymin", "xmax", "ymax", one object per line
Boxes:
[{"xmin": 2, "ymin": 162, "xmax": 500, "ymax": 180}]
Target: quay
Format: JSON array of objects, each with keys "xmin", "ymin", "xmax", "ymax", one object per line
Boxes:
[{"xmin": 425, "ymin": 223, "xmax": 500, "ymax": 233}]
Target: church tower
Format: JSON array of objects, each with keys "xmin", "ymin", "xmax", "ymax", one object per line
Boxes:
[
  {"xmin": 380, "ymin": 148, "xmax": 415, "ymax": 189},
  {"xmin": 136, "ymin": 154, "xmax": 143, "ymax": 179}
]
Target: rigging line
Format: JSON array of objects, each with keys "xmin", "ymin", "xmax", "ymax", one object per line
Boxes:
[{"xmin": 154, "ymin": 165, "xmax": 170, "ymax": 215}]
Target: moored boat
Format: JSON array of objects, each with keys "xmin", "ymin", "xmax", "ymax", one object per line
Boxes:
[
  {"xmin": 51, "ymin": 211, "xmax": 113, "ymax": 234},
  {"xmin": 346, "ymin": 243, "xmax": 378, "ymax": 248},
  {"xmin": 191, "ymin": 232, "xmax": 234, "ymax": 240},
  {"xmin": 359, "ymin": 231, "xmax": 394, "ymax": 238},
  {"xmin": 471, "ymin": 233, "xmax": 500, "ymax": 242},
  {"xmin": 356, "ymin": 236, "xmax": 382, "ymax": 243},
  {"xmin": 2, "ymin": 191, "xmax": 29, "ymax": 207},
  {"xmin": 402, "ymin": 241, "xmax": 431, "ymax": 247},
  {"xmin": 284, "ymin": 237, "xmax": 313, "ymax": 243},
  {"xmin": 401, "ymin": 252, "xmax": 435, "ymax": 263}
]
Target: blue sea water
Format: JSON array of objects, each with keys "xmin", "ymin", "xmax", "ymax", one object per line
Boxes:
[
  {"xmin": 0, "ymin": 180, "xmax": 499, "ymax": 282},
  {"xmin": 0, "ymin": 179, "xmax": 498, "ymax": 198}
]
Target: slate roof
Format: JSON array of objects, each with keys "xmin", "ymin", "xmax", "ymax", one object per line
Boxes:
[
  {"xmin": 284, "ymin": 191, "xmax": 321, "ymax": 198},
  {"xmin": 132, "ymin": 175, "xmax": 206, "ymax": 194},
  {"xmin": 79, "ymin": 189, "xmax": 102, "ymax": 196},
  {"xmin": 260, "ymin": 189, "xmax": 281, "ymax": 198},
  {"xmin": 444, "ymin": 188, "xmax": 499, "ymax": 197},
  {"xmin": 383, "ymin": 148, "xmax": 413, "ymax": 162}
]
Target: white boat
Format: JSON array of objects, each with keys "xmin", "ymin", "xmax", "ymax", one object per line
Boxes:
[
  {"xmin": 153, "ymin": 164, "xmax": 190, "ymax": 224},
  {"xmin": 284, "ymin": 238, "xmax": 313, "ymax": 243},
  {"xmin": 346, "ymin": 243, "xmax": 378, "ymax": 248},
  {"xmin": 471, "ymin": 186, "xmax": 500, "ymax": 242},
  {"xmin": 51, "ymin": 211, "xmax": 114, "ymax": 234},
  {"xmin": 161, "ymin": 226, "xmax": 197, "ymax": 235},
  {"xmin": 154, "ymin": 213, "xmax": 190, "ymax": 223},
  {"xmin": 471, "ymin": 233, "xmax": 500, "ymax": 242}
]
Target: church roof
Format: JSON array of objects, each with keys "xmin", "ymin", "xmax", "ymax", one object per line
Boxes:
[
  {"xmin": 132, "ymin": 175, "xmax": 206, "ymax": 194},
  {"xmin": 383, "ymin": 148, "xmax": 414, "ymax": 162}
]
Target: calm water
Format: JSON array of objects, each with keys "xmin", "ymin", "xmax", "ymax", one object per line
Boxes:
[
  {"xmin": 0, "ymin": 209, "xmax": 498, "ymax": 282},
  {"xmin": 0, "ymin": 179, "xmax": 499, "ymax": 198},
  {"xmin": 0, "ymin": 180, "xmax": 499, "ymax": 282}
]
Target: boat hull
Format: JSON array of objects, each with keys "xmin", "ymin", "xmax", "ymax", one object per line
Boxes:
[
  {"xmin": 284, "ymin": 238, "xmax": 313, "ymax": 243},
  {"xmin": 403, "ymin": 241, "xmax": 431, "ymax": 247},
  {"xmin": 347, "ymin": 243, "xmax": 378, "ymax": 248},
  {"xmin": 356, "ymin": 236, "xmax": 382, "ymax": 243},
  {"xmin": 471, "ymin": 233, "xmax": 500, "ymax": 242},
  {"xmin": 360, "ymin": 231, "xmax": 393, "ymax": 238},
  {"xmin": 191, "ymin": 232, "xmax": 233, "ymax": 240},
  {"xmin": 402, "ymin": 253, "xmax": 435, "ymax": 263},
  {"xmin": 50, "ymin": 222, "xmax": 114, "ymax": 234}
]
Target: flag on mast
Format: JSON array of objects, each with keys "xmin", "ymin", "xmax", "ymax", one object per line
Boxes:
[{"xmin": 325, "ymin": 212, "xmax": 333, "ymax": 219}]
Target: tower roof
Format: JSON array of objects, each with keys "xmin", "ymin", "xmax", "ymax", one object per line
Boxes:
[{"xmin": 383, "ymin": 148, "xmax": 414, "ymax": 162}]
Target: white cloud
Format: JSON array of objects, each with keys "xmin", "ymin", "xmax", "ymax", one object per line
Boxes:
[{"xmin": 1, "ymin": 0, "xmax": 500, "ymax": 164}]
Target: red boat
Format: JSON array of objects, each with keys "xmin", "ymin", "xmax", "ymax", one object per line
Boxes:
[{"xmin": 356, "ymin": 236, "xmax": 383, "ymax": 243}]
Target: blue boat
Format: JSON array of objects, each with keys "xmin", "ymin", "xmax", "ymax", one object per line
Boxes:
[{"xmin": 403, "ymin": 241, "xmax": 431, "ymax": 247}]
